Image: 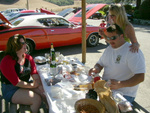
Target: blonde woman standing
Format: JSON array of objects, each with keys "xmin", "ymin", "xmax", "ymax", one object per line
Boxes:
[{"xmin": 100, "ymin": 4, "xmax": 140, "ymax": 52}]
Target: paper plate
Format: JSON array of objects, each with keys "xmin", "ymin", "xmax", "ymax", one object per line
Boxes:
[{"xmin": 34, "ymin": 56, "xmax": 46, "ymax": 65}]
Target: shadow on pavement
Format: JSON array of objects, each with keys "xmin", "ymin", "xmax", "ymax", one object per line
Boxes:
[
  {"xmin": 1, "ymin": 41, "xmax": 149, "ymax": 113},
  {"xmin": 129, "ymin": 101, "xmax": 150, "ymax": 113},
  {"xmin": 0, "ymin": 0, "xmax": 19, "ymax": 4},
  {"xmin": 31, "ymin": 42, "xmax": 108, "ymax": 58}
]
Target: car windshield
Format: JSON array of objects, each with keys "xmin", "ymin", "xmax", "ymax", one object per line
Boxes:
[
  {"xmin": 74, "ymin": 4, "xmax": 97, "ymax": 17},
  {"xmin": 38, "ymin": 17, "xmax": 71, "ymax": 27},
  {"xmin": 11, "ymin": 18, "xmax": 24, "ymax": 26},
  {"xmin": 0, "ymin": 19, "xmax": 4, "ymax": 24}
]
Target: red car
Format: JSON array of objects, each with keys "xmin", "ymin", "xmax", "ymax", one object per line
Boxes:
[
  {"xmin": 0, "ymin": 4, "xmax": 106, "ymax": 54},
  {"xmin": 89, "ymin": 11, "xmax": 102, "ymax": 19},
  {"xmin": 68, "ymin": 4, "xmax": 106, "ymax": 23}
]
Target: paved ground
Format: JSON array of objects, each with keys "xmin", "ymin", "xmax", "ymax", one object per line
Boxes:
[
  {"xmin": 29, "ymin": 19, "xmax": 150, "ymax": 112},
  {"xmin": 0, "ymin": 18, "xmax": 150, "ymax": 112}
]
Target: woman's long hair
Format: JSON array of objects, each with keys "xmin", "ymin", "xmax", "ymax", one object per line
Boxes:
[
  {"xmin": 109, "ymin": 4, "xmax": 130, "ymax": 30},
  {"xmin": 5, "ymin": 34, "xmax": 26, "ymax": 61}
]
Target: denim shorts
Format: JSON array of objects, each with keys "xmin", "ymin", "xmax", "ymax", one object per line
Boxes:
[
  {"xmin": 123, "ymin": 95, "xmax": 135, "ymax": 103},
  {"xmin": 1, "ymin": 83, "xmax": 19, "ymax": 102}
]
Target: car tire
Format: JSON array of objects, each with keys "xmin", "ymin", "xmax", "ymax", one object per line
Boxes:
[
  {"xmin": 87, "ymin": 34, "xmax": 99, "ymax": 47},
  {"xmin": 26, "ymin": 40, "xmax": 34, "ymax": 54}
]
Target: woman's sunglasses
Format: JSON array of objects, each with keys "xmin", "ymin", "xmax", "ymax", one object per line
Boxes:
[
  {"xmin": 109, "ymin": 15, "xmax": 115, "ymax": 18},
  {"xmin": 20, "ymin": 42, "xmax": 26, "ymax": 45}
]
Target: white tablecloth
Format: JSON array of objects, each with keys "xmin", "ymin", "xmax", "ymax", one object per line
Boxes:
[{"xmin": 36, "ymin": 63, "xmax": 90, "ymax": 113}]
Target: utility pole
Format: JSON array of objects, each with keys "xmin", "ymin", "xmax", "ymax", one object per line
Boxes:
[
  {"xmin": 27, "ymin": 0, "xmax": 29, "ymax": 10},
  {"xmin": 82, "ymin": 0, "xmax": 86, "ymax": 64}
]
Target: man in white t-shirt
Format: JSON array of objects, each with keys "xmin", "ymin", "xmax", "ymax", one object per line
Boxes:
[{"xmin": 89, "ymin": 24, "xmax": 145, "ymax": 103}]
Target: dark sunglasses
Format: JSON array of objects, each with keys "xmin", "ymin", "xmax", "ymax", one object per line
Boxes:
[
  {"xmin": 109, "ymin": 15, "xmax": 115, "ymax": 18},
  {"xmin": 20, "ymin": 42, "xmax": 26, "ymax": 45},
  {"xmin": 106, "ymin": 35, "xmax": 119, "ymax": 41}
]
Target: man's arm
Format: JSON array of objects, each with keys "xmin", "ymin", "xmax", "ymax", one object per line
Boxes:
[
  {"xmin": 89, "ymin": 63, "xmax": 103, "ymax": 76},
  {"xmin": 110, "ymin": 73, "xmax": 144, "ymax": 90}
]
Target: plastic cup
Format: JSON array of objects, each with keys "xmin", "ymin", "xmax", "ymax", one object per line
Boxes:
[{"xmin": 55, "ymin": 51, "xmax": 60, "ymax": 58}]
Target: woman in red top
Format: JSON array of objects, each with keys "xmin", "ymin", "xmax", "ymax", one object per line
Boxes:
[{"xmin": 0, "ymin": 34, "xmax": 46, "ymax": 113}]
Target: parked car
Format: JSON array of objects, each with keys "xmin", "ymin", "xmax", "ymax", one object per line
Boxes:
[
  {"xmin": 4, "ymin": 12, "xmax": 19, "ymax": 19},
  {"xmin": 57, "ymin": 8, "xmax": 75, "ymax": 17},
  {"xmin": 40, "ymin": 8, "xmax": 55, "ymax": 15},
  {"xmin": 127, "ymin": 13, "xmax": 134, "ymax": 22},
  {"xmin": 73, "ymin": 7, "xmax": 82, "ymax": 14},
  {"xmin": 2, "ymin": 8, "xmax": 26, "ymax": 16},
  {"xmin": 0, "ymin": 14, "xmax": 102, "ymax": 54},
  {"xmin": 68, "ymin": 4, "xmax": 107, "ymax": 23},
  {"xmin": 7, "ymin": 12, "xmax": 46, "ymax": 22},
  {"xmin": 20, "ymin": 10, "xmax": 37, "ymax": 13},
  {"xmin": 89, "ymin": 11, "xmax": 102, "ymax": 19}
]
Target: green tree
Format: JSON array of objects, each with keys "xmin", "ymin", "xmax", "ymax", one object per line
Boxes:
[
  {"xmin": 136, "ymin": 0, "xmax": 141, "ymax": 9},
  {"xmin": 114, "ymin": 0, "xmax": 121, "ymax": 3},
  {"xmin": 139, "ymin": 0, "xmax": 150, "ymax": 20}
]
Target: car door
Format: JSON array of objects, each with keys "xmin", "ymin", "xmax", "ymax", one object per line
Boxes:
[{"xmin": 44, "ymin": 17, "xmax": 82, "ymax": 47}]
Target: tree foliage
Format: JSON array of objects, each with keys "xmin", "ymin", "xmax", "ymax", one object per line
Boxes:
[
  {"xmin": 2, "ymin": 0, "xmax": 149, "ymax": 20},
  {"xmin": 113, "ymin": 0, "xmax": 121, "ymax": 3},
  {"xmin": 44, "ymin": 0, "xmax": 74, "ymax": 6},
  {"xmin": 44, "ymin": 0, "xmax": 122, "ymax": 5},
  {"xmin": 136, "ymin": 0, "xmax": 141, "ymax": 9},
  {"xmin": 124, "ymin": 4, "xmax": 133, "ymax": 14},
  {"xmin": 139, "ymin": 0, "xmax": 150, "ymax": 20}
]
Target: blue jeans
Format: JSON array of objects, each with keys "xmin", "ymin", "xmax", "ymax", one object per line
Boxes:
[{"xmin": 123, "ymin": 95, "xmax": 135, "ymax": 103}]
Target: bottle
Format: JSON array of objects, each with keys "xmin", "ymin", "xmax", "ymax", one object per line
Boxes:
[{"xmin": 50, "ymin": 43, "xmax": 56, "ymax": 76}]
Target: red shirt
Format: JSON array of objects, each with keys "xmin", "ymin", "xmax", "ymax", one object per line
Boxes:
[
  {"xmin": 100, "ymin": 23, "xmax": 106, "ymax": 27},
  {"xmin": 0, "ymin": 54, "xmax": 38, "ymax": 85}
]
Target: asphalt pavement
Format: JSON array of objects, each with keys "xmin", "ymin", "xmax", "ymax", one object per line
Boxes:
[
  {"xmin": 30, "ymin": 19, "xmax": 150, "ymax": 112},
  {"xmin": 0, "ymin": 18, "xmax": 150, "ymax": 113}
]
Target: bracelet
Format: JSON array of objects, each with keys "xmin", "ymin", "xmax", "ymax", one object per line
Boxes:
[
  {"xmin": 133, "ymin": 42, "xmax": 140, "ymax": 47},
  {"xmin": 94, "ymin": 65, "xmax": 99, "ymax": 71}
]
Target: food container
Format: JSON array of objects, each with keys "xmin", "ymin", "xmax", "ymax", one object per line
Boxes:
[
  {"xmin": 72, "ymin": 63, "xmax": 78, "ymax": 72},
  {"xmin": 118, "ymin": 101, "xmax": 133, "ymax": 112},
  {"xmin": 75, "ymin": 98, "xmax": 105, "ymax": 113}
]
